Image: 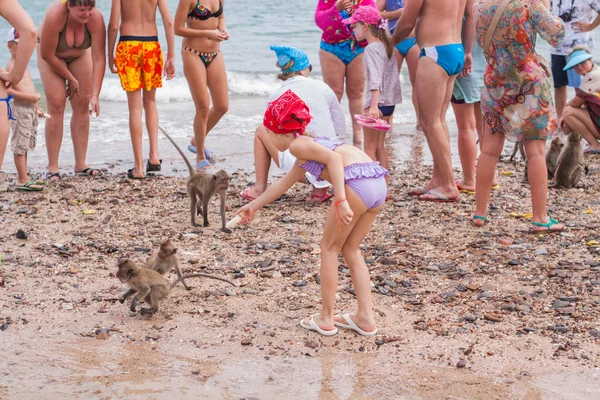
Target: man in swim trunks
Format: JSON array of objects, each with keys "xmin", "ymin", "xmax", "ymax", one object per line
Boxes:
[
  {"xmin": 392, "ymin": 0, "xmax": 475, "ymax": 202},
  {"xmin": 108, "ymin": 0, "xmax": 176, "ymax": 179}
]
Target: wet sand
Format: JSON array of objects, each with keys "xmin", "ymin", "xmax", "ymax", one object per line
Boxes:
[{"xmin": 1, "ymin": 146, "xmax": 600, "ymax": 398}]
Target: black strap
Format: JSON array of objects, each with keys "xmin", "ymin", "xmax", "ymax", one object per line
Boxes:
[{"xmin": 557, "ymin": 0, "xmax": 575, "ymax": 13}]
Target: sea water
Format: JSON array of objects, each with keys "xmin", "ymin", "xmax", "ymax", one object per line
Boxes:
[{"xmin": 0, "ymin": 0, "xmax": 598, "ymax": 175}]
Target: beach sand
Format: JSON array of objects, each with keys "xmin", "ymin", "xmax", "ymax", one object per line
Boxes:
[{"xmin": 1, "ymin": 149, "xmax": 599, "ymax": 398}]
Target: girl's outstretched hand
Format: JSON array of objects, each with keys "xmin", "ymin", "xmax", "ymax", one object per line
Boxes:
[
  {"xmin": 235, "ymin": 204, "xmax": 256, "ymax": 224},
  {"xmin": 336, "ymin": 199, "xmax": 354, "ymax": 225}
]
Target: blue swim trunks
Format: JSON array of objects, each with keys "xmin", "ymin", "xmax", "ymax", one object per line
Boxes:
[
  {"xmin": 395, "ymin": 37, "xmax": 417, "ymax": 57},
  {"xmin": 320, "ymin": 39, "xmax": 365, "ymax": 65},
  {"xmin": 420, "ymin": 43, "xmax": 465, "ymax": 76}
]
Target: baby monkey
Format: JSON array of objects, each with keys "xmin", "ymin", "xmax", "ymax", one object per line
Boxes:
[
  {"xmin": 117, "ymin": 259, "xmax": 236, "ymax": 315},
  {"xmin": 159, "ymin": 127, "xmax": 231, "ymax": 233},
  {"xmin": 546, "ymin": 136, "xmax": 564, "ymax": 180},
  {"xmin": 145, "ymin": 239, "xmax": 190, "ymax": 290}
]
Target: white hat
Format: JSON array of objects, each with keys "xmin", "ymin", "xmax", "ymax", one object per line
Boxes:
[{"xmin": 6, "ymin": 28, "xmax": 19, "ymax": 43}]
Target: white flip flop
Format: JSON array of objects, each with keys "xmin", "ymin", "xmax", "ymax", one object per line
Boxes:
[
  {"xmin": 300, "ymin": 314, "xmax": 338, "ymax": 336},
  {"xmin": 334, "ymin": 314, "xmax": 378, "ymax": 336}
]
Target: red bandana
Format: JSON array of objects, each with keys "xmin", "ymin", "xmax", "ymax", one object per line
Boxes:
[{"xmin": 263, "ymin": 90, "xmax": 311, "ymax": 136}]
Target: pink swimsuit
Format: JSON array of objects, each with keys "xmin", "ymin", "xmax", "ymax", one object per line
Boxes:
[{"xmin": 315, "ymin": 0, "xmax": 377, "ymax": 64}]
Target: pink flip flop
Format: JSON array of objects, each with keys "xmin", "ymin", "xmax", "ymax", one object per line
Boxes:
[
  {"xmin": 239, "ymin": 187, "xmax": 257, "ymax": 202},
  {"xmin": 354, "ymin": 114, "xmax": 391, "ymax": 131}
]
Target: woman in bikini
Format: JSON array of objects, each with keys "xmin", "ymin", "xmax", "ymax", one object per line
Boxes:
[
  {"xmin": 38, "ymin": 0, "xmax": 106, "ymax": 181},
  {"xmin": 0, "ymin": 0, "xmax": 36, "ymax": 173},
  {"xmin": 316, "ymin": 0, "xmax": 377, "ymax": 147},
  {"xmin": 175, "ymin": 0, "xmax": 229, "ymax": 169}
]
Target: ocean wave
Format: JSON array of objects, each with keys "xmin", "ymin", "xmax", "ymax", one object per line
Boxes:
[{"xmin": 96, "ymin": 70, "xmax": 282, "ymax": 103}]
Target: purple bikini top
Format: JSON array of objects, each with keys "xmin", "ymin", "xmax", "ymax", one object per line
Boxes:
[
  {"xmin": 298, "ymin": 137, "xmax": 344, "ymax": 181},
  {"xmin": 298, "ymin": 137, "xmax": 388, "ymax": 182}
]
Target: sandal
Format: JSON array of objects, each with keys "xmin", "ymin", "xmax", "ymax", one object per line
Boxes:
[
  {"xmin": 196, "ymin": 159, "xmax": 211, "ymax": 169},
  {"xmin": 240, "ymin": 187, "xmax": 257, "ymax": 202},
  {"xmin": 471, "ymin": 215, "xmax": 488, "ymax": 227},
  {"xmin": 333, "ymin": 314, "xmax": 377, "ymax": 336},
  {"xmin": 353, "ymin": 114, "xmax": 391, "ymax": 131},
  {"xmin": 409, "ymin": 185, "xmax": 428, "ymax": 196},
  {"xmin": 456, "ymin": 179, "xmax": 476, "ymax": 195},
  {"xmin": 75, "ymin": 167, "xmax": 103, "ymax": 177},
  {"xmin": 127, "ymin": 168, "xmax": 145, "ymax": 180},
  {"xmin": 300, "ymin": 314, "xmax": 338, "ymax": 336},
  {"xmin": 418, "ymin": 189, "xmax": 459, "ymax": 203},
  {"xmin": 45, "ymin": 172, "xmax": 61, "ymax": 182},
  {"xmin": 146, "ymin": 159, "xmax": 162, "ymax": 172},
  {"xmin": 305, "ymin": 192, "xmax": 333, "ymax": 203},
  {"xmin": 188, "ymin": 144, "xmax": 216, "ymax": 161},
  {"xmin": 530, "ymin": 217, "xmax": 564, "ymax": 233},
  {"xmin": 16, "ymin": 179, "xmax": 45, "ymax": 192}
]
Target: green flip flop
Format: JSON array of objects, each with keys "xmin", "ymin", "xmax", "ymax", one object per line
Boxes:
[
  {"xmin": 17, "ymin": 179, "xmax": 45, "ymax": 192},
  {"xmin": 530, "ymin": 217, "xmax": 563, "ymax": 233},
  {"xmin": 471, "ymin": 215, "xmax": 488, "ymax": 227}
]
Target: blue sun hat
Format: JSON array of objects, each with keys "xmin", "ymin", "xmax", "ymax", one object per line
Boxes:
[
  {"xmin": 270, "ymin": 45, "xmax": 311, "ymax": 73},
  {"xmin": 564, "ymin": 48, "xmax": 594, "ymax": 70}
]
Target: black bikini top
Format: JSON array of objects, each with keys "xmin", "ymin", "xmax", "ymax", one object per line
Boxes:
[{"xmin": 188, "ymin": 0, "xmax": 223, "ymax": 20}]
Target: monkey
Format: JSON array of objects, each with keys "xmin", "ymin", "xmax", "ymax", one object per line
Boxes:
[
  {"xmin": 551, "ymin": 132, "xmax": 586, "ymax": 189},
  {"xmin": 510, "ymin": 142, "xmax": 526, "ymax": 162},
  {"xmin": 546, "ymin": 136, "xmax": 564, "ymax": 180},
  {"xmin": 117, "ymin": 259, "xmax": 237, "ymax": 315},
  {"xmin": 522, "ymin": 137, "xmax": 564, "ymax": 183},
  {"xmin": 159, "ymin": 126, "xmax": 231, "ymax": 233},
  {"xmin": 144, "ymin": 238, "xmax": 190, "ymax": 290}
]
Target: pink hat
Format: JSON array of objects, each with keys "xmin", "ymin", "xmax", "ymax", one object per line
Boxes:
[{"xmin": 341, "ymin": 5, "xmax": 382, "ymax": 26}]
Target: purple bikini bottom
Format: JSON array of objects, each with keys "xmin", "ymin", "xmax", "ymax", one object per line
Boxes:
[{"xmin": 338, "ymin": 162, "xmax": 388, "ymax": 210}]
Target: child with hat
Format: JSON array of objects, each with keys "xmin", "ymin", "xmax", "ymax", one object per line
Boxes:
[
  {"xmin": 5, "ymin": 27, "xmax": 47, "ymax": 191},
  {"xmin": 342, "ymin": 5, "xmax": 401, "ymax": 199},
  {"xmin": 561, "ymin": 46, "xmax": 600, "ymax": 154},
  {"xmin": 236, "ymin": 90, "xmax": 387, "ymax": 337}
]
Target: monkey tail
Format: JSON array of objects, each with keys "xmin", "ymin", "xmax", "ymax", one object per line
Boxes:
[
  {"xmin": 171, "ymin": 273, "xmax": 238, "ymax": 288},
  {"xmin": 158, "ymin": 126, "xmax": 195, "ymax": 177}
]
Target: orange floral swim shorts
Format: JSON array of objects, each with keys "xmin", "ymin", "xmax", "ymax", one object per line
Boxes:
[{"xmin": 115, "ymin": 36, "xmax": 163, "ymax": 92}]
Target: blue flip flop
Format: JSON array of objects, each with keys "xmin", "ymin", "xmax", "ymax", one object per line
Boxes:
[
  {"xmin": 188, "ymin": 145, "xmax": 215, "ymax": 161},
  {"xmin": 196, "ymin": 159, "xmax": 211, "ymax": 169}
]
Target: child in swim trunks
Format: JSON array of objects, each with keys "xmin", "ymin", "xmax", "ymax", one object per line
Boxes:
[
  {"xmin": 5, "ymin": 28, "xmax": 46, "ymax": 191},
  {"xmin": 108, "ymin": 0, "xmax": 176, "ymax": 179},
  {"xmin": 236, "ymin": 90, "xmax": 387, "ymax": 337},
  {"xmin": 343, "ymin": 6, "xmax": 401, "ymax": 198}
]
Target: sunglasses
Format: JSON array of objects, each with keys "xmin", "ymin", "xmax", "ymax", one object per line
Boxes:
[{"xmin": 308, "ymin": 65, "xmax": 313, "ymax": 72}]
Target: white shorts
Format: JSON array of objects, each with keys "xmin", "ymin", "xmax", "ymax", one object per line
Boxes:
[{"xmin": 278, "ymin": 150, "xmax": 331, "ymax": 189}]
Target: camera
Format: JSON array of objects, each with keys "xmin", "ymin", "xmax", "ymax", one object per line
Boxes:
[{"xmin": 559, "ymin": 12, "xmax": 573, "ymax": 22}]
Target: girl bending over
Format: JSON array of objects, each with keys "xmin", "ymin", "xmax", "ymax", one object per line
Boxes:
[{"xmin": 236, "ymin": 90, "xmax": 387, "ymax": 336}]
